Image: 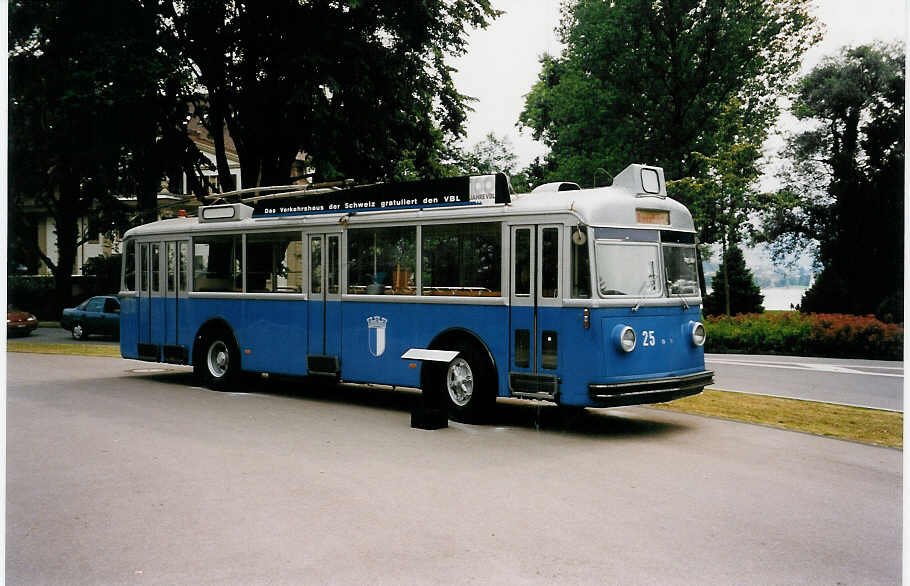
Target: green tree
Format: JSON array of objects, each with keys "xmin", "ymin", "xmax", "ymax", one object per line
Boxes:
[
  {"xmin": 762, "ymin": 44, "xmax": 904, "ymax": 318},
  {"xmin": 456, "ymin": 132, "xmax": 519, "ymax": 176},
  {"xmin": 672, "ymin": 100, "xmax": 766, "ymax": 309},
  {"xmin": 169, "ymin": 1, "xmax": 500, "ymax": 187},
  {"xmin": 8, "ymin": 0, "xmax": 196, "ymax": 313},
  {"xmin": 518, "ymin": 0, "xmax": 818, "ymax": 187},
  {"xmin": 704, "ymin": 245, "xmax": 764, "ymax": 316}
]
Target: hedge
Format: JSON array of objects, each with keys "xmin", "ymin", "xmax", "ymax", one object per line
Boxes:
[
  {"xmin": 704, "ymin": 312, "xmax": 903, "ymax": 360},
  {"xmin": 8, "ymin": 274, "xmax": 119, "ymax": 320}
]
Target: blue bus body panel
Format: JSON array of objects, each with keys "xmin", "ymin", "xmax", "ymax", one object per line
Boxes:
[
  {"xmin": 325, "ymin": 301, "xmax": 343, "ymax": 358},
  {"xmin": 308, "ymin": 298, "xmax": 325, "ymax": 354},
  {"xmin": 120, "ymin": 295, "xmax": 139, "ymax": 359},
  {"xmin": 553, "ymin": 305, "xmax": 706, "ymax": 406},
  {"xmin": 340, "ymin": 302, "xmax": 509, "ymax": 391},
  {"xmin": 149, "ymin": 298, "xmax": 167, "ymax": 357},
  {"xmin": 240, "ymin": 299, "xmax": 309, "ymax": 375},
  {"xmin": 120, "ymin": 293, "xmax": 706, "ymax": 408}
]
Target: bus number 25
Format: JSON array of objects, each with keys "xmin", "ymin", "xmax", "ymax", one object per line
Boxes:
[{"xmin": 641, "ymin": 330, "xmax": 656, "ymax": 347}]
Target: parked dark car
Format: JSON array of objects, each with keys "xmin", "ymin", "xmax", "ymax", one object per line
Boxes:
[
  {"xmin": 61, "ymin": 296, "xmax": 121, "ymax": 340},
  {"xmin": 7, "ymin": 305, "xmax": 38, "ymax": 337}
]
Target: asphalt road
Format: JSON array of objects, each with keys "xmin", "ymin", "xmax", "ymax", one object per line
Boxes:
[
  {"xmin": 706, "ymin": 353, "xmax": 904, "ymax": 411},
  {"xmin": 7, "ymin": 353, "xmax": 901, "ymax": 585},
  {"xmin": 10, "ymin": 325, "xmax": 117, "ymax": 346}
]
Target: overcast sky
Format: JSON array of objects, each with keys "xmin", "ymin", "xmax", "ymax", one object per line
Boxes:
[{"xmin": 451, "ymin": 0, "xmax": 907, "ymax": 171}]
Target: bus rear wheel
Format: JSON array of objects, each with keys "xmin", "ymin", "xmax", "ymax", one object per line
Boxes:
[
  {"xmin": 194, "ymin": 332, "xmax": 240, "ymax": 391},
  {"xmin": 439, "ymin": 343, "xmax": 494, "ymax": 423}
]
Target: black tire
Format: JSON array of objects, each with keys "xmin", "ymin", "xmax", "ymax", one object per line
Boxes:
[
  {"xmin": 71, "ymin": 323, "xmax": 86, "ymax": 340},
  {"xmin": 193, "ymin": 330, "xmax": 241, "ymax": 391},
  {"xmin": 437, "ymin": 342, "xmax": 495, "ymax": 423}
]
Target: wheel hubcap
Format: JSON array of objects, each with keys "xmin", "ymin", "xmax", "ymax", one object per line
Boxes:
[
  {"xmin": 73, "ymin": 325, "xmax": 83, "ymax": 338},
  {"xmin": 446, "ymin": 357, "xmax": 474, "ymax": 407},
  {"xmin": 207, "ymin": 341, "xmax": 229, "ymax": 378}
]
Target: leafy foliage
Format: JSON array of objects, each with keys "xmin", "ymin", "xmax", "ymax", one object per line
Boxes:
[
  {"xmin": 705, "ymin": 312, "xmax": 903, "ymax": 360},
  {"xmin": 518, "ymin": 0, "xmax": 819, "ymax": 187},
  {"xmin": 704, "ymin": 245, "xmax": 764, "ymax": 316},
  {"xmin": 169, "ymin": 0, "xmax": 500, "ymax": 186},
  {"xmin": 670, "ymin": 100, "xmax": 766, "ymax": 248},
  {"xmin": 455, "ymin": 132, "xmax": 519, "ymax": 176},
  {"xmin": 9, "ymin": 0, "xmax": 194, "ymax": 309},
  {"xmin": 81, "ymin": 254, "xmax": 123, "ymax": 295},
  {"xmin": 763, "ymin": 44, "xmax": 904, "ymax": 318}
]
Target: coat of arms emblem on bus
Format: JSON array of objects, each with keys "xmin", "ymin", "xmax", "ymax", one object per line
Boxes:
[{"xmin": 367, "ymin": 316, "xmax": 388, "ymax": 357}]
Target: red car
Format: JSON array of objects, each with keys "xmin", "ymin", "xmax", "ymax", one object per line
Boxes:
[{"xmin": 7, "ymin": 306, "xmax": 38, "ymax": 337}]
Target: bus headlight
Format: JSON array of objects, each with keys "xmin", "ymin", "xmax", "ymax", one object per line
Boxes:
[
  {"xmin": 691, "ymin": 321, "xmax": 706, "ymax": 347},
  {"xmin": 614, "ymin": 325, "xmax": 636, "ymax": 352}
]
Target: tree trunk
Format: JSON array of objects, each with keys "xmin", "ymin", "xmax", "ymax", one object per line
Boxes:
[
  {"xmin": 208, "ymin": 89, "xmax": 235, "ymax": 193},
  {"xmin": 53, "ymin": 179, "xmax": 81, "ymax": 318},
  {"xmin": 722, "ymin": 235, "xmax": 731, "ymax": 316}
]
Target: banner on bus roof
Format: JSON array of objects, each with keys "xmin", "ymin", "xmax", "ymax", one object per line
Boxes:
[{"xmin": 252, "ymin": 173, "xmax": 511, "ymax": 217}]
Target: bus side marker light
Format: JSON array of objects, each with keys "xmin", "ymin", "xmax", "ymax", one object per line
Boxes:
[
  {"xmin": 583, "ymin": 308, "xmax": 590, "ymax": 329},
  {"xmin": 244, "ymin": 349, "xmax": 252, "ymax": 355},
  {"xmin": 409, "ymin": 363, "xmax": 417, "ymax": 369}
]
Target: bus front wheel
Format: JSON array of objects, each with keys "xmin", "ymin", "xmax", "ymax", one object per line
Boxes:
[
  {"xmin": 194, "ymin": 332, "xmax": 240, "ymax": 391},
  {"xmin": 439, "ymin": 343, "xmax": 494, "ymax": 423}
]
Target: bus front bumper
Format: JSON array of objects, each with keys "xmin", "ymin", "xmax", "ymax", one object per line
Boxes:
[{"xmin": 588, "ymin": 370, "xmax": 714, "ymax": 407}]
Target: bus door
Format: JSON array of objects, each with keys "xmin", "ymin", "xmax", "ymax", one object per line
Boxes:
[
  {"xmin": 137, "ymin": 241, "xmax": 164, "ymax": 361},
  {"xmin": 509, "ymin": 225, "xmax": 564, "ymax": 398},
  {"xmin": 306, "ymin": 232, "xmax": 342, "ymax": 375},
  {"xmin": 162, "ymin": 240, "xmax": 190, "ymax": 363}
]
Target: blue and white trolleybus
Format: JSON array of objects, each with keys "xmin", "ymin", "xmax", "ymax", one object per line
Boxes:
[{"xmin": 119, "ymin": 163, "xmax": 713, "ymax": 422}]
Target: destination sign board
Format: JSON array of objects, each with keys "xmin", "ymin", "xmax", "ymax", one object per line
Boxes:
[{"xmin": 252, "ymin": 174, "xmax": 510, "ymax": 217}]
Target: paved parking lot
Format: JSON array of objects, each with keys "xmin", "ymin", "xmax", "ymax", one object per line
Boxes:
[
  {"xmin": 10, "ymin": 326, "xmax": 118, "ymax": 346},
  {"xmin": 7, "ymin": 352, "xmax": 901, "ymax": 585}
]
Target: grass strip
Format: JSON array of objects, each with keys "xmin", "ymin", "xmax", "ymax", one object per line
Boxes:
[
  {"xmin": 7, "ymin": 341, "xmax": 120, "ymax": 358},
  {"xmin": 654, "ymin": 389, "xmax": 902, "ymax": 449}
]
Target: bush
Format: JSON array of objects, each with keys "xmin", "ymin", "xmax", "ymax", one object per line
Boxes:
[
  {"xmin": 704, "ymin": 312, "xmax": 903, "ymax": 360},
  {"xmin": 7, "ymin": 276, "xmax": 58, "ymax": 319},
  {"xmin": 7, "ymin": 258, "xmax": 121, "ymax": 320}
]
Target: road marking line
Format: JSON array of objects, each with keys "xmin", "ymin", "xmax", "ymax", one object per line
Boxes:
[{"xmin": 706, "ymin": 359, "xmax": 903, "ymax": 378}]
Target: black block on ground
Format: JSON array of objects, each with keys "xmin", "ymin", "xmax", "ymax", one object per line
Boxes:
[{"xmin": 411, "ymin": 404, "xmax": 448, "ymax": 430}]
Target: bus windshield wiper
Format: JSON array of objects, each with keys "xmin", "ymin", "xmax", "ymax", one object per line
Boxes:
[
  {"xmin": 632, "ymin": 261, "xmax": 657, "ymax": 312},
  {"xmin": 666, "ymin": 270, "xmax": 690, "ymax": 310}
]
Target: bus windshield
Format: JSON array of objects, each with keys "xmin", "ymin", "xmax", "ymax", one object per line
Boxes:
[
  {"xmin": 596, "ymin": 242, "xmax": 662, "ymax": 297},
  {"xmin": 663, "ymin": 244, "xmax": 699, "ymax": 295}
]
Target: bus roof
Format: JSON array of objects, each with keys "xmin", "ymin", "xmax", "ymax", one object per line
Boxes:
[{"xmin": 123, "ymin": 164, "xmax": 695, "ymax": 239}]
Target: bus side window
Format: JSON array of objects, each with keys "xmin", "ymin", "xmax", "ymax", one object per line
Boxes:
[
  {"xmin": 140, "ymin": 244, "xmax": 149, "ymax": 291},
  {"xmin": 246, "ymin": 232, "xmax": 303, "ymax": 293},
  {"xmin": 167, "ymin": 242, "xmax": 176, "ymax": 292},
  {"xmin": 570, "ymin": 227, "xmax": 591, "ymax": 298},
  {"xmin": 178, "ymin": 242, "xmax": 188, "ymax": 292},
  {"xmin": 123, "ymin": 240, "xmax": 136, "ymax": 292},
  {"xmin": 422, "ymin": 222, "xmax": 501, "ymax": 297},
  {"xmin": 541, "ymin": 227, "xmax": 559, "ymax": 298},
  {"xmin": 151, "ymin": 244, "xmax": 161, "ymax": 293},
  {"xmin": 347, "ymin": 226, "xmax": 416, "ymax": 295},
  {"xmin": 311, "ymin": 236, "xmax": 322, "ymax": 294},
  {"xmin": 327, "ymin": 235, "xmax": 340, "ymax": 295},
  {"xmin": 193, "ymin": 235, "xmax": 242, "ymax": 292},
  {"xmin": 515, "ymin": 228, "xmax": 531, "ymax": 296}
]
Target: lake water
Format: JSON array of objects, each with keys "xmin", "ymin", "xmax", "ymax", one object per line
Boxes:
[
  {"xmin": 707, "ymin": 286, "xmax": 809, "ymax": 311},
  {"xmin": 761, "ymin": 286, "xmax": 809, "ymax": 310}
]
